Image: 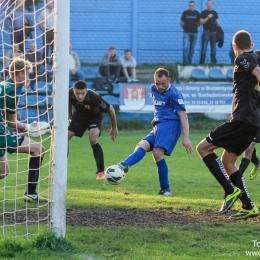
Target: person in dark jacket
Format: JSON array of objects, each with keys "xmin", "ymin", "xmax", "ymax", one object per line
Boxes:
[{"xmin": 99, "ymin": 46, "xmax": 121, "ymax": 83}]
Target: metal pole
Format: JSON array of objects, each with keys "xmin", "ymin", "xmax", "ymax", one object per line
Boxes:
[{"xmin": 51, "ymin": 0, "xmax": 70, "ymax": 238}]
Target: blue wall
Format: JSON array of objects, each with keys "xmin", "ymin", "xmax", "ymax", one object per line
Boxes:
[
  {"xmin": 1, "ymin": 0, "xmax": 260, "ymax": 65},
  {"xmin": 70, "ymin": 0, "xmax": 260, "ymax": 64}
]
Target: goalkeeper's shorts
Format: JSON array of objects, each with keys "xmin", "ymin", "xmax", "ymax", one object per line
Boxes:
[
  {"xmin": 253, "ymin": 128, "xmax": 260, "ymax": 143},
  {"xmin": 0, "ymin": 130, "xmax": 24, "ymax": 157}
]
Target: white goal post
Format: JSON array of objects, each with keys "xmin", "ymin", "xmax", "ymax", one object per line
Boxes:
[{"xmin": 51, "ymin": 0, "xmax": 70, "ymax": 238}]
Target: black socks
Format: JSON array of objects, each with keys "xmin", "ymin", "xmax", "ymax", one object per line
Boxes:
[
  {"xmin": 26, "ymin": 156, "xmax": 43, "ymax": 194},
  {"xmin": 203, "ymin": 153, "xmax": 234, "ymax": 194},
  {"xmin": 91, "ymin": 143, "xmax": 104, "ymax": 172}
]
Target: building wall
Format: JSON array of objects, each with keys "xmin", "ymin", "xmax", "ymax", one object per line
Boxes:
[
  {"xmin": 1, "ymin": 0, "xmax": 260, "ymax": 65},
  {"xmin": 70, "ymin": 0, "xmax": 260, "ymax": 64}
]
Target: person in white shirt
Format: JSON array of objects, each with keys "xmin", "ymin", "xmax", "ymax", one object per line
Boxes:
[
  {"xmin": 119, "ymin": 49, "xmax": 138, "ymax": 83},
  {"xmin": 38, "ymin": 0, "xmax": 54, "ymax": 64},
  {"xmin": 69, "ymin": 43, "xmax": 84, "ymax": 82}
]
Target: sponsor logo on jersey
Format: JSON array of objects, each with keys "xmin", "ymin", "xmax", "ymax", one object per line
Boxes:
[
  {"xmin": 178, "ymin": 99, "xmax": 184, "ymax": 105},
  {"xmin": 100, "ymin": 101, "xmax": 107, "ymax": 109},
  {"xmin": 154, "ymin": 100, "xmax": 165, "ymax": 105},
  {"xmin": 240, "ymin": 59, "xmax": 250, "ymax": 69}
]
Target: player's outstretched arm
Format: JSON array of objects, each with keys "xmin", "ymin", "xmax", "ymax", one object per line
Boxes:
[
  {"xmin": 6, "ymin": 112, "xmax": 27, "ymax": 131},
  {"xmin": 108, "ymin": 105, "xmax": 118, "ymax": 141},
  {"xmin": 7, "ymin": 112, "xmax": 50, "ymax": 138},
  {"xmin": 177, "ymin": 110, "xmax": 193, "ymax": 154}
]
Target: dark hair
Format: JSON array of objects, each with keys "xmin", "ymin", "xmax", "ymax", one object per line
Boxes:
[
  {"xmin": 154, "ymin": 68, "xmax": 170, "ymax": 79},
  {"xmin": 109, "ymin": 46, "xmax": 116, "ymax": 51},
  {"xmin": 189, "ymin": 1, "xmax": 195, "ymax": 4},
  {"xmin": 73, "ymin": 80, "xmax": 87, "ymax": 90},
  {"xmin": 124, "ymin": 49, "xmax": 131, "ymax": 53},
  {"xmin": 233, "ymin": 30, "xmax": 252, "ymax": 50}
]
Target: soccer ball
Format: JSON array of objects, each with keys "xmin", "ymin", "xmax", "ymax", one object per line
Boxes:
[{"xmin": 105, "ymin": 165, "xmax": 125, "ymax": 185}]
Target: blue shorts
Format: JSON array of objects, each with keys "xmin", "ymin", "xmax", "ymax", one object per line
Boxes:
[{"xmin": 144, "ymin": 120, "xmax": 181, "ymax": 156}]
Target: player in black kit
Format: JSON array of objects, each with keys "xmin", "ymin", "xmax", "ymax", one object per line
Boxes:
[
  {"xmin": 68, "ymin": 80, "xmax": 118, "ymax": 179},
  {"xmin": 197, "ymin": 30, "xmax": 260, "ymax": 220}
]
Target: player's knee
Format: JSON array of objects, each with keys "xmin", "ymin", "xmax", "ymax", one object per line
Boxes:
[
  {"xmin": 135, "ymin": 140, "xmax": 151, "ymax": 152},
  {"xmin": 41, "ymin": 145, "xmax": 45, "ymax": 156},
  {"xmin": 153, "ymin": 147, "xmax": 164, "ymax": 161},
  {"xmin": 245, "ymin": 145, "xmax": 254, "ymax": 157},
  {"xmin": 0, "ymin": 172, "xmax": 8, "ymax": 179},
  {"xmin": 32, "ymin": 144, "xmax": 45, "ymax": 156},
  {"xmin": 89, "ymin": 137, "xmax": 98, "ymax": 146},
  {"xmin": 0, "ymin": 173, "xmax": 8, "ymax": 179}
]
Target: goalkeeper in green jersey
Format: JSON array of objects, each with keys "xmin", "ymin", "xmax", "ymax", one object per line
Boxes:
[{"xmin": 0, "ymin": 57, "xmax": 50, "ymax": 202}]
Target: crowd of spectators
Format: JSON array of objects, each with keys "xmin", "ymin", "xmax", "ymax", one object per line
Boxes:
[
  {"xmin": 1, "ymin": 0, "xmax": 232, "ymax": 89},
  {"xmin": 2, "ymin": 0, "xmax": 139, "ymax": 88}
]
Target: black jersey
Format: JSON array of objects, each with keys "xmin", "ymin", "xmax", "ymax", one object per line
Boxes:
[
  {"xmin": 180, "ymin": 10, "xmax": 200, "ymax": 33},
  {"xmin": 200, "ymin": 10, "xmax": 218, "ymax": 31},
  {"xmin": 69, "ymin": 88, "xmax": 110, "ymax": 120},
  {"xmin": 231, "ymin": 51, "xmax": 260, "ymax": 126}
]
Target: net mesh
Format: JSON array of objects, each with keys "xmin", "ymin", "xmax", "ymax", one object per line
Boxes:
[{"xmin": 0, "ymin": 0, "xmax": 54, "ymax": 239}]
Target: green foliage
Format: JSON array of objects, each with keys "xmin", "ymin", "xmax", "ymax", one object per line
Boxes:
[
  {"xmin": 0, "ymin": 238, "xmax": 29, "ymax": 257},
  {"xmin": 103, "ymin": 118, "xmax": 151, "ymax": 131},
  {"xmin": 32, "ymin": 229, "xmax": 74, "ymax": 252},
  {"xmin": 102, "ymin": 113, "xmax": 224, "ymax": 131},
  {"xmin": 189, "ymin": 113, "xmax": 225, "ymax": 130},
  {"xmin": 0, "ymin": 230, "xmax": 74, "ymax": 258}
]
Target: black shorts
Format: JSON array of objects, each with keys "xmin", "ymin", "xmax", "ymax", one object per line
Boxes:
[
  {"xmin": 206, "ymin": 120, "xmax": 258, "ymax": 156},
  {"xmin": 253, "ymin": 128, "xmax": 260, "ymax": 143},
  {"xmin": 68, "ymin": 113, "xmax": 102, "ymax": 138}
]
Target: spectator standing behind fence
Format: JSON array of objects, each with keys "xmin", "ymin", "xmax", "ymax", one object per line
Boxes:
[
  {"xmin": 25, "ymin": 43, "xmax": 45, "ymax": 90},
  {"xmin": 199, "ymin": 0, "xmax": 219, "ymax": 64},
  {"xmin": 4, "ymin": 43, "xmax": 24, "ymax": 67},
  {"xmin": 99, "ymin": 46, "xmax": 121, "ymax": 83},
  {"xmin": 4, "ymin": 0, "xmax": 32, "ymax": 52},
  {"xmin": 229, "ymin": 42, "xmax": 235, "ymax": 64},
  {"xmin": 69, "ymin": 43, "xmax": 84, "ymax": 81},
  {"xmin": 119, "ymin": 49, "xmax": 139, "ymax": 83},
  {"xmin": 38, "ymin": 0, "xmax": 54, "ymax": 65},
  {"xmin": 180, "ymin": 1, "xmax": 200, "ymax": 66}
]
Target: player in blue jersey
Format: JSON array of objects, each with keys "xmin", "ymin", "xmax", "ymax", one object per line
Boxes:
[
  {"xmin": 117, "ymin": 68, "xmax": 193, "ymax": 195},
  {"xmin": 197, "ymin": 30, "xmax": 260, "ymax": 220}
]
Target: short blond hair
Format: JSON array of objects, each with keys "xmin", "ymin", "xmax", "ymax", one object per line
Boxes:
[{"xmin": 9, "ymin": 57, "xmax": 32, "ymax": 79}]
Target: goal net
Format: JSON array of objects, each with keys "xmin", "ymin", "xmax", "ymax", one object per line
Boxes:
[{"xmin": 0, "ymin": 0, "xmax": 68, "ymax": 239}]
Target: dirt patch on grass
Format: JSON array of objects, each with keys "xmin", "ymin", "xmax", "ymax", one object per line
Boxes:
[
  {"xmin": 2, "ymin": 208, "xmax": 259, "ymax": 227},
  {"xmin": 66, "ymin": 208, "xmax": 260, "ymax": 227}
]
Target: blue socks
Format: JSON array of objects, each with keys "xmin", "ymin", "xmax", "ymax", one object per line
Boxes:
[
  {"xmin": 156, "ymin": 158, "xmax": 169, "ymax": 190},
  {"xmin": 122, "ymin": 147, "xmax": 146, "ymax": 167},
  {"xmin": 122, "ymin": 149, "xmax": 170, "ymax": 191}
]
